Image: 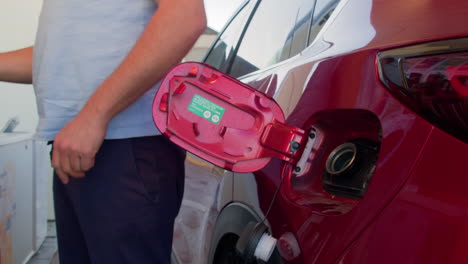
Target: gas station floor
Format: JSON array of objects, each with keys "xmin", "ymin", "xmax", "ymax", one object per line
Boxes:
[{"xmin": 27, "ymin": 221, "xmax": 58, "ymax": 264}]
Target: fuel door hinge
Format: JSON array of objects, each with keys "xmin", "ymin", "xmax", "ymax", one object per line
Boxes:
[{"xmin": 259, "ymin": 120, "xmax": 306, "ymax": 163}]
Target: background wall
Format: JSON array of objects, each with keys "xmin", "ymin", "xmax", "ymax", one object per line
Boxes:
[
  {"xmin": 0, "ymin": 1, "xmax": 43, "ymax": 133},
  {"xmin": 0, "ymin": 0, "xmax": 244, "ymax": 133}
]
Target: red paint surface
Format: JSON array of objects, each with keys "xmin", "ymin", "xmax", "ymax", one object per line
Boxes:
[
  {"xmin": 251, "ymin": 0, "xmax": 468, "ymax": 263},
  {"xmin": 156, "ymin": 0, "xmax": 468, "ymax": 262}
]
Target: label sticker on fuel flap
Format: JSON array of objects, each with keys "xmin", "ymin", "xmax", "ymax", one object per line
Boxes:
[{"xmin": 188, "ymin": 94, "xmax": 225, "ymax": 124}]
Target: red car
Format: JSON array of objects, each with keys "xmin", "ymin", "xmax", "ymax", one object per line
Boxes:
[{"xmin": 154, "ymin": 0, "xmax": 468, "ymax": 263}]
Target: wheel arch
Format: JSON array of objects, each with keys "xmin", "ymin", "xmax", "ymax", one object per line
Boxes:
[{"xmin": 208, "ymin": 202, "xmax": 262, "ymax": 263}]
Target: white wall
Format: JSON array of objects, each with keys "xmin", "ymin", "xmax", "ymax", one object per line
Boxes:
[{"xmin": 0, "ymin": 1, "xmax": 43, "ymax": 133}]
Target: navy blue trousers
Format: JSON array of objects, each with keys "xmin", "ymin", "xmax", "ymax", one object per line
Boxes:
[{"xmin": 52, "ymin": 136, "xmax": 185, "ymax": 264}]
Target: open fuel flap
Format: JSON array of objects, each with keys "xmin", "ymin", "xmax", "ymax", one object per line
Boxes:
[{"xmin": 152, "ymin": 62, "xmax": 305, "ymax": 172}]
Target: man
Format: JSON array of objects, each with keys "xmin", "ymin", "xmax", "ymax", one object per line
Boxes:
[{"xmin": 0, "ymin": 0, "xmax": 206, "ymax": 263}]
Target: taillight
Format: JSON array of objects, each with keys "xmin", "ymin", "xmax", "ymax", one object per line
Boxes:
[{"xmin": 378, "ymin": 39, "xmax": 468, "ymax": 143}]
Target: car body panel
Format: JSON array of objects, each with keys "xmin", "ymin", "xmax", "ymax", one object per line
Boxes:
[
  {"xmin": 240, "ymin": 0, "xmax": 468, "ymax": 262},
  {"xmin": 336, "ymin": 128, "xmax": 468, "ymax": 263},
  {"xmin": 248, "ymin": 50, "xmax": 433, "ymax": 263},
  {"xmin": 168, "ymin": 0, "xmax": 468, "ymax": 263}
]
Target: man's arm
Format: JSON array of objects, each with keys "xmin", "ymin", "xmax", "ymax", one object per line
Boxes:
[
  {"xmin": 0, "ymin": 47, "xmax": 33, "ymax": 84},
  {"xmin": 52, "ymin": 0, "xmax": 207, "ymax": 183}
]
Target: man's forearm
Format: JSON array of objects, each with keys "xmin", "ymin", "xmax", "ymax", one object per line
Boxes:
[
  {"xmin": 80, "ymin": 0, "xmax": 207, "ymax": 125},
  {"xmin": 0, "ymin": 47, "xmax": 33, "ymax": 84},
  {"xmin": 51, "ymin": 0, "xmax": 206, "ymax": 182}
]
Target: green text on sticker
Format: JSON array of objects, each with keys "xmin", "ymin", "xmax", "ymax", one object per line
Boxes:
[{"xmin": 188, "ymin": 94, "xmax": 225, "ymax": 124}]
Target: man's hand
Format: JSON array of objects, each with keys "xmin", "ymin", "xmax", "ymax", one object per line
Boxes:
[{"xmin": 52, "ymin": 111, "xmax": 107, "ymax": 184}]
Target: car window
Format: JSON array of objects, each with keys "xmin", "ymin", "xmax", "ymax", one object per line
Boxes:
[
  {"xmin": 308, "ymin": 0, "xmax": 340, "ymax": 43},
  {"xmin": 204, "ymin": 1, "xmax": 256, "ymax": 74},
  {"xmin": 289, "ymin": 0, "xmax": 317, "ymax": 57},
  {"xmin": 229, "ymin": 0, "xmax": 303, "ymax": 78}
]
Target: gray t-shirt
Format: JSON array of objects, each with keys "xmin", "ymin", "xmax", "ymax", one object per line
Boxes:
[{"xmin": 33, "ymin": 0, "xmax": 161, "ymax": 141}]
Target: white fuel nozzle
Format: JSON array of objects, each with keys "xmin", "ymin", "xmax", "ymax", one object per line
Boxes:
[{"xmin": 254, "ymin": 233, "xmax": 277, "ymax": 262}]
